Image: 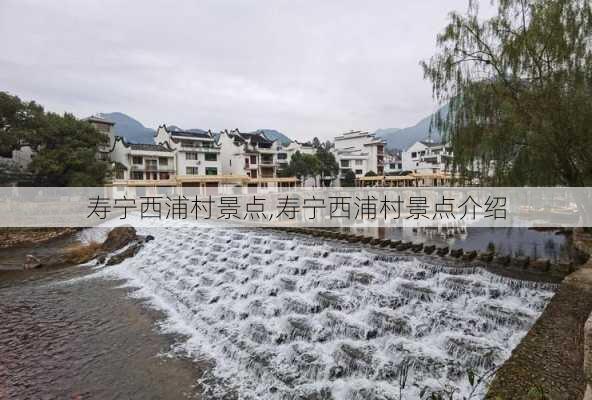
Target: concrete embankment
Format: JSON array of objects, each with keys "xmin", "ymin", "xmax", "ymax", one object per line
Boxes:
[{"xmin": 486, "ymin": 231, "xmax": 592, "ymax": 399}]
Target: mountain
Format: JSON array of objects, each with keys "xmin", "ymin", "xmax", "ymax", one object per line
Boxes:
[
  {"xmin": 257, "ymin": 129, "xmax": 292, "ymax": 145},
  {"xmin": 374, "ymin": 107, "xmax": 447, "ymax": 151},
  {"xmin": 99, "ymin": 112, "xmax": 155, "ymax": 144}
]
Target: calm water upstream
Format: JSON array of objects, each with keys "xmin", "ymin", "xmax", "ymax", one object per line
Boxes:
[{"xmin": 1, "ymin": 224, "xmax": 557, "ymax": 399}]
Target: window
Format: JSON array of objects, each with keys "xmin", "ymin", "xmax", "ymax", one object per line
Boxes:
[
  {"xmin": 115, "ymin": 170, "xmax": 124, "ymax": 180},
  {"xmin": 205, "ymin": 153, "xmax": 217, "ymax": 162},
  {"xmin": 205, "ymin": 167, "xmax": 218, "ymax": 176},
  {"xmin": 355, "ymin": 160, "xmax": 363, "ymax": 166},
  {"xmin": 159, "ymin": 172, "xmax": 170, "ymax": 180},
  {"xmin": 186, "ymin": 167, "xmax": 199, "ymax": 175},
  {"xmin": 277, "ymin": 153, "xmax": 287, "ymax": 160},
  {"xmin": 250, "ymin": 155, "xmax": 257, "ymax": 164},
  {"xmin": 355, "ymin": 169, "xmax": 363, "ymax": 175},
  {"xmin": 159, "ymin": 157, "xmax": 168, "ymax": 166},
  {"xmin": 186, "ymin": 152, "xmax": 198, "ymax": 160},
  {"xmin": 131, "ymin": 171, "xmax": 143, "ymax": 180},
  {"xmin": 132, "ymin": 156, "xmax": 143, "ymax": 165},
  {"xmin": 340, "ymin": 160, "xmax": 350, "ymax": 168},
  {"xmin": 145, "ymin": 159, "xmax": 157, "ymax": 170},
  {"xmin": 411, "ymin": 152, "xmax": 417, "ymax": 158}
]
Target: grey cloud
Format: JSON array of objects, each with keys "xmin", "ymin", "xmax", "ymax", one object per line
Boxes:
[{"xmin": 0, "ymin": 0, "xmax": 485, "ymax": 140}]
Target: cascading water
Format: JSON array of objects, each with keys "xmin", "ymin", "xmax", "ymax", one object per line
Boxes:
[{"xmin": 92, "ymin": 222, "xmax": 555, "ymax": 400}]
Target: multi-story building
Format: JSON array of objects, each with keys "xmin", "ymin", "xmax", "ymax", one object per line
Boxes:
[
  {"xmin": 384, "ymin": 154, "xmax": 403, "ymax": 174},
  {"xmin": 155, "ymin": 125, "xmax": 220, "ymax": 175},
  {"xmin": 332, "ymin": 130, "xmax": 385, "ymax": 184},
  {"xmin": 277, "ymin": 140, "xmax": 315, "ymax": 171},
  {"xmin": 109, "ymin": 137, "xmax": 176, "ymax": 184},
  {"xmin": 86, "ymin": 115, "xmax": 117, "ymax": 162},
  {"xmin": 402, "ymin": 140, "xmax": 452, "ymax": 174},
  {"xmin": 217, "ymin": 129, "xmax": 301, "ymax": 188}
]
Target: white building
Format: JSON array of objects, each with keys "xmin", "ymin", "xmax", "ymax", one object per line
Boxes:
[
  {"xmin": 109, "ymin": 137, "xmax": 176, "ymax": 183},
  {"xmin": 217, "ymin": 129, "xmax": 303, "ymax": 188},
  {"xmin": 402, "ymin": 140, "xmax": 453, "ymax": 174},
  {"xmin": 155, "ymin": 125, "xmax": 220, "ymax": 177},
  {"xmin": 384, "ymin": 154, "xmax": 403, "ymax": 174},
  {"xmin": 332, "ymin": 130, "xmax": 385, "ymax": 183}
]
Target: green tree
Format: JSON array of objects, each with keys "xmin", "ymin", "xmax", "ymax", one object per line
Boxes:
[
  {"xmin": 316, "ymin": 147, "xmax": 339, "ymax": 186},
  {"xmin": 29, "ymin": 113, "xmax": 110, "ymax": 186},
  {"xmin": 341, "ymin": 169, "xmax": 356, "ymax": 187},
  {"xmin": 421, "ymin": 0, "xmax": 592, "ymax": 186},
  {"xmin": 280, "ymin": 151, "xmax": 322, "ymax": 186},
  {"xmin": 365, "ymin": 170, "xmax": 377, "ymax": 177},
  {"xmin": 0, "ymin": 92, "xmax": 44, "ymax": 156},
  {"xmin": 0, "ymin": 91, "xmax": 111, "ymax": 186}
]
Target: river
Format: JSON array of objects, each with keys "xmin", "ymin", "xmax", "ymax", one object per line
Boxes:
[{"xmin": 1, "ymin": 224, "xmax": 557, "ymax": 399}]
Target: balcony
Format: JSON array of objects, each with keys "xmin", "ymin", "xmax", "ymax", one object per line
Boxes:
[{"xmin": 131, "ymin": 165, "xmax": 175, "ymax": 173}]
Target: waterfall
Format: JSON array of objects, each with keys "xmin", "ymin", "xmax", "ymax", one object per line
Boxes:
[{"xmin": 95, "ymin": 223, "xmax": 555, "ymax": 400}]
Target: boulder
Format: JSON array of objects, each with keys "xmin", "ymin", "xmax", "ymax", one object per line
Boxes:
[
  {"xmin": 101, "ymin": 226, "xmax": 138, "ymax": 253},
  {"xmin": 105, "ymin": 242, "xmax": 145, "ymax": 266},
  {"xmin": 411, "ymin": 243, "xmax": 424, "ymax": 253},
  {"xmin": 462, "ymin": 250, "xmax": 477, "ymax": 261},
  {"xmin": 396, "ymin": 242, "xmax": 413, "ymax": 251},
  {"xmin": 23, "ymin": 254, "xmax": 42, "ymax": 269},
  {"xmin": 478, "ymin": 251, "xmax": 494, "ymax": 262},
  {"xmin": 494, "ymin": 255, "xmax": 511, "ymax": 266},
  {"xmin": 450, "ymin": 248, "xmax": 464, "ymax": 258},
  {"xmin": 370, "ymin": 238, "xmax": 382, "ymax": 246},
  {"xmin": 423, "ymin": 245, "xmax": 436, "ymax": 254},
  {"xmin": 436, "ymin": 246, "xmax": 449, "ymax": 256},
  {"xmin": 511, "ymin": 256, "xmax": 530, "ymax": 268},
  {"xmin": 389, "ymin": 240, "xmax": 402, "ymax": 248},
  {"xmin": 529, "ymin": 258, "xmax": 550, "ymax": 272}
]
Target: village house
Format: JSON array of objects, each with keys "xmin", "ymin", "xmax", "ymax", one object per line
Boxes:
[
  {"xmin": 332, "ymin": 130, "xmax": 385, "ymax": 185},
  {"xmin": 217, "ymin": 129, "xmax": 301, "ymax": 189}
]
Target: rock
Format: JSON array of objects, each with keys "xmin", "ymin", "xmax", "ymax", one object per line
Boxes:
[
  {"xmin": 494, "ymin": 255, "xmax": 511, "ymax": 266},
  {"xmin": 462, "ymin": 250, "xmax": 477, "ymax": 261},
  {"xmin": 370, "ymin": 238, "xmax": 382, "ymax": 246},
  {"xmin": 553, "ymin": 261, "xmax": 573, "ymax": 274},
  {"xmin": 529, "ymin": 258, "xmax": 550, "ymax": 272},
  {"xmin": 411, "ymin": 243, "xmax": 424, "ymax": 252},
  {"xmin": 105, "ymin": 242, "xmax": 144, "ymax": 266},
  {"xmin": 423, "ymin": 244, "xmax": 436, "ymax": 254},
  {"xmin": 436, "ymin": 246, "xmax": 449, "ymax": 256},
  {"xmin": 23, "ymin": 254, "xmax": 41, "ymax": 270},
  {"xmin": 396, "ymin": 242, "xmax": 413, "ymax": 251},
  {"xmin": 478, "ymin": 251, "xmax": 494, "ymax": 262},
  {"xmin": 450, "ymin": 248, "xmax": 464, "ymax": 258},
  {"xmin": 512, "ymin": 256, "xmax": 530, "ymax": 268},
  {"xmin": 145, "ymin": 235, "xmax": 155, "ymax": 242},
  {"xmin": 389, "ymin": 240, "xmax": 402, "ymax": 248},
  {"xmin": 360, "ymin": 237, "xmax": 372, "ymax": 244},
  {"xmin": 379, "ymin": 240, "xmax": 391, "ymax": 247},
  {"xmin": 101, "ymin": 226, "xmax": 138, "ymax": 253}
]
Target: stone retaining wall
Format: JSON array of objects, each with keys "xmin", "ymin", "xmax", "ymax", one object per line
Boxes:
[{"xmin": 484, "ymin": 232, "xmax": 592, "ymax": 399}]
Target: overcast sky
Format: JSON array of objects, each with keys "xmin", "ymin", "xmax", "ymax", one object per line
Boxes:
[{"xmin": 0, "ymin": 0, "xmax": 480, "ymax": 141}]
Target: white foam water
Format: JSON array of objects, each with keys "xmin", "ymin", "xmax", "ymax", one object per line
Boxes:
[{"xmin": 93, "ymin": 222, "xmax": 555, "ymax": 400}]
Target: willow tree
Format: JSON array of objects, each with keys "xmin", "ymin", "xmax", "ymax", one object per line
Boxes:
[{"xmin": 422, "ymin": 0, "xmax": 592, "ymax": 186}]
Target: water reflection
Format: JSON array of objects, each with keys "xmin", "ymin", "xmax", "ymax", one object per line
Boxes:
[{"xmin": 345, "ymin": 227, "xmax": 572, "ymax": 261}]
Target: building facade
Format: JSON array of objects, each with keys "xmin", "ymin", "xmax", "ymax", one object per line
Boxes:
[
  {"xmin": 401, "ymin": 140, "xmax": 453, "ymax": 174},
  {"xmin": 332, "ymin": 131, "xmax": 385, "ymax": 184}
]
